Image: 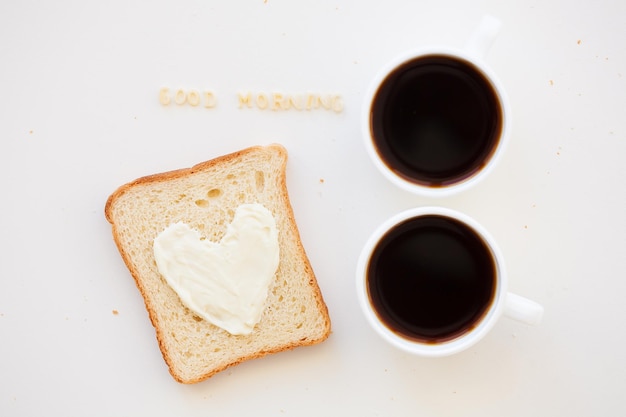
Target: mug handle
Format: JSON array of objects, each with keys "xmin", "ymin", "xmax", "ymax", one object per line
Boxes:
[
  {"xmin": 504, "ymin": 292, "xmax": 544, "ymax": 326},
  {"xmin": 465, "ymin": 15, "xmax": 502, "ymax": 60}
]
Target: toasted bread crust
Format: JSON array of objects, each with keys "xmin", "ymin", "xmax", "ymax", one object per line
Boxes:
[{"xmin": 105, "ymin": 144, "xmax": 330, "ymax": 383}]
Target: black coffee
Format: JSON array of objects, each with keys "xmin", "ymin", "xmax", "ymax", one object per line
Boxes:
[
  {"xmin": 367, "ymin": 215, "xmax": 496, "ymax": 343},
  {"xmin": 370, "ymin": 55, "xmax": 502, "ymax": 186}
]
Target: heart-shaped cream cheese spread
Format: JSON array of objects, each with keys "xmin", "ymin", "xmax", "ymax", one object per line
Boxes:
[{"xmin": 153, "ymin": 203, "xmax": 279, "ymax": 335}]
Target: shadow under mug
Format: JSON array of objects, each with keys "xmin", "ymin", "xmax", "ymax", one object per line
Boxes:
[
  {"xmin": 356, "ymin": 206, "xmax": 544, "ymax": 357},
  {"xmin": 362, "ymin": 16, "xmax": 510, "ymax": 197}
]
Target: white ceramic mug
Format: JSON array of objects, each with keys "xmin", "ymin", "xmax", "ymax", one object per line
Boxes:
[
  {"xmin": 362, "ymin": 16, "xmax": 511, "ymax": 197},
  {"xmin": 356, "ymin": 206, "xmax": 543, "ymax": 357}
]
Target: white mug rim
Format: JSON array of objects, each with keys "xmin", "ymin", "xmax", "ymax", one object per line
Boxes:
[
  {"xmin": 356, "ymin": 206, "xmax": 508, "ymax": 356},
  {"xmin": 361, "ymin": 47, "xmax": 511, "ymax": 197}
]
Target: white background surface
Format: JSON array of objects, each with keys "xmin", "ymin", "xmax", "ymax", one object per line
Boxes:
[{"xmin": 1, "ymin": 1, "xmax": 625, "ymax": 416}]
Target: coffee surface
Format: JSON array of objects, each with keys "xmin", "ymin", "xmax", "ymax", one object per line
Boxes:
[
  {"xmin": 367, "ymin": 215, "xmax": 496, "ymax": 343},
  {"xmin": 371, "ymin": 55, "xmax": 502, "ymax": 186}
]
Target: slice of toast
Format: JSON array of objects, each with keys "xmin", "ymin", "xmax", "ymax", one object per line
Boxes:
[{"xmin": 105, "ymin": 144, "xmax": 331, "ymax": 383}]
